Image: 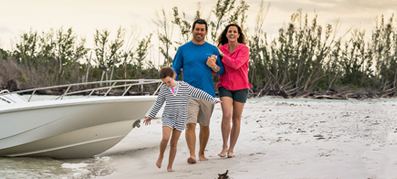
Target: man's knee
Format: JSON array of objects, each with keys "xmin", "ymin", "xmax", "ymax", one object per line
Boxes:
[
  {"xmin": 186, "ymin": 123, "xmax": 196, "ymax": 131},
  {"xmin": 199, "ymin": 124, "xmax": 210, "ymax": 131}
]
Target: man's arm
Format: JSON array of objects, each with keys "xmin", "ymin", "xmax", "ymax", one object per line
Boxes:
[{"xmin": 172, "ymin": 49, "xmax": 183, "ymax": 80}]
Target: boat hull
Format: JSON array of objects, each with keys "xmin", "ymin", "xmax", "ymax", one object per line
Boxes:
[{"xmin": 0, "ymin": 96, "xmax": 156, "ymax": 159}]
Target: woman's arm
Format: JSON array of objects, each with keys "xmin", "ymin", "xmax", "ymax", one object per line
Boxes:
[{"xmin": 222, "ymin": 45, "xmax": 249, "ymax": 70}]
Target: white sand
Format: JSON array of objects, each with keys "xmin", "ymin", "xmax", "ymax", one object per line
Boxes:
[{"xmin": 97, "ymin": 98, "xmax": 397, "ymax": 179}]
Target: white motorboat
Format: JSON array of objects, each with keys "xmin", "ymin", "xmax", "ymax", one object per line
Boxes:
[{"xmin": 0, "ymin": 79, "xmax": 161, "ymax": 159}]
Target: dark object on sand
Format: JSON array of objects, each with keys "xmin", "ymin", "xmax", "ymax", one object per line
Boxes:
[{"xmin": 218, "ymin": 170, "xmax": 229, "ymax": 179}]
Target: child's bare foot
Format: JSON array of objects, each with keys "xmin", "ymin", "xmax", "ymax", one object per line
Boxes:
[
  {"xmin": 198, "ymin": 154, "xmax": 208, "ymax": 161},
  {"xmin": 156, "ymin": 157, "xmax": 163, "ymax": 168},
  {"xmin": 187, "ymin": 156, "xmax": 196, "ymax": 164},
  {"xmin": 218, "ymin": 148, "xmax": 228, "ymax": 157}
]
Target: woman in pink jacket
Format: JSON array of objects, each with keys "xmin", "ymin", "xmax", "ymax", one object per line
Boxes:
[{"xmin": 211, "ymin": 24, "xmax": 252, "ymax": 158}]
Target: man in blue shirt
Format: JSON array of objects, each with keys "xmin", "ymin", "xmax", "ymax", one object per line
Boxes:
[{"xmin": 172, "ymin": 19, "xmax": 224, "ymax": 164}]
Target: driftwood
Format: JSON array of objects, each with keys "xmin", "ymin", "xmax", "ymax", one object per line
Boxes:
[
  {"xmin": 296, "ymin": 90, "xmax": 379, "ymax": 100},
  {"xmin": 380, "ymin": 88, "xmax": 397, "ymax": 98},
  {"xmin": 250, "ymin": 88, "xmax": 384, "ymax": 100}
]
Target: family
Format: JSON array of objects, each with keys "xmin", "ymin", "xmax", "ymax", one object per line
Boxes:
[{"xmin": 143, "ymin": 19, "xmax": 251, "ymax": 172}]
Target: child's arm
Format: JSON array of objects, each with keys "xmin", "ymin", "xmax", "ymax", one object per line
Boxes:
[
  {"xmin": 143, "ymin": 116, "xmax": 152, "ymax": 125},
  {"xmin": 187, "ymin": 84, "xmax": 220, "ymax": 104},
  {"xmin": 146, "ymin": 85, "xmax": 167, "ymax": 122}
]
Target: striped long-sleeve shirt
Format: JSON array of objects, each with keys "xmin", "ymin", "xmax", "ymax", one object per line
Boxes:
[{"xmin": 148, "ymin": 81, "xmax": 217, "ymax": 131}]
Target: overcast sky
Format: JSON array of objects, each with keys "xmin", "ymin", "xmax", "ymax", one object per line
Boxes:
[{"xmin": 0, "ymin": 0, "xmax": 396, "ymax": 51}]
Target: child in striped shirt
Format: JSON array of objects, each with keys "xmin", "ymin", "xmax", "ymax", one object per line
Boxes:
[{"xmin": 143, "ymin": 67, "xmax": 221, "ymax": 172}]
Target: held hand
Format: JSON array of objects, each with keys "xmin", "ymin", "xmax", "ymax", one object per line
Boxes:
[
  {"xmin": 216, "ymin": 100, "xmax": 222, "ymax": 104},
  {"xmin": 210, "ymin": 54, "xmax": 217, "ymax": 60},
  {"xmin": 218, "ymin": 48, "xmax": 224, "ymax": 57},
  {"xmin": 206, "ymin": 57, "xmax": 216, "ymax": 68},
  {"xmin": 143, "ymin": 116, "xmax": 152, "ymax": 125}
]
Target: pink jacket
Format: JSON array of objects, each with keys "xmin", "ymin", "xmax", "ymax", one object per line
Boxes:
[{"xmin": 217, "ymin": 43, "xmax": 252, "ymax": 90}]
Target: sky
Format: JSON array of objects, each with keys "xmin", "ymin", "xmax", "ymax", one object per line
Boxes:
[{"xmin": 0, "ymin": 0, "xmax": 396, "ymax": 58}]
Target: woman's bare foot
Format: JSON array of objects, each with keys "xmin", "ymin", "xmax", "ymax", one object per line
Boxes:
[
  {"xmin": 187, "ymin": 156, "xmax": 197, "ymax": 164},
  {"xmin": 156, "ymin": 157, "xmax": 163, "ymax": 168},
  {"xmin": 198, "ymin": 155, "xmax": 208, "ymax": 161},
  {"xmin": 227, "ymin": 151, "xmax": 236, "ymax": 158},
  {"xmin": 167, "ymin": 168, "xmax": 175, "ymax": 172},
  {"xmin": 218, "ymin": 148, "xmax": 228, "ymax": 157}
]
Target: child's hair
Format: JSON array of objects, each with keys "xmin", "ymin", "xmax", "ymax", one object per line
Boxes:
[{"xmin": 159, "ymin": 67, "xmax": 175, "ymax": 79}]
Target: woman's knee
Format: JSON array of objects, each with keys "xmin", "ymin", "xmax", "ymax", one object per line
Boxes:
[
  {"xmin": 232, "ymin": 116, "xmax": 241, "ymax": 124},
  {"xmin": 222, "ymin": 112, "xmax": 232, "ymax": 120}
]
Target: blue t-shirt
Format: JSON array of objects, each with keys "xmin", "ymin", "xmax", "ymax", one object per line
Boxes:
[{"xmin": 172, "ymin": 41, "xmax": 225, "ymax": 97}]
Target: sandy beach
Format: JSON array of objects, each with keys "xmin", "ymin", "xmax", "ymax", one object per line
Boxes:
[
  {"xmin": 85, "ymin": 98, "xmax": 397, "ymax": 179},
  {"xmin": 2, "ymin": 98, "xmax": 395, "ymax": 178}
]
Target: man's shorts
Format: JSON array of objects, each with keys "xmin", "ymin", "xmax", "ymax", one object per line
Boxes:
[
  {"xmin": 186, "ymin": 97, "xmax": 214, "ymax": 126},
  {"xmin": 218, "ymin": 87, "xmax": 249, "ymax": 103}
]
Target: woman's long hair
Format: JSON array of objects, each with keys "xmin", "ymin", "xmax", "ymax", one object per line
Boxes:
[{"xmin": 216, "ymin": 24, "xmax": 246, "ymax": 47}]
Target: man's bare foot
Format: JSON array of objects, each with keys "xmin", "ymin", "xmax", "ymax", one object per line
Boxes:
[
  {"xmin": 167, "ymin": 168, "xmax": 175, "ymax": 172},
  {"xmin": 218, "ymin": 148, "xmax": 228, "ymax": 157},
  {"xmin": 198, "ymin": 155, "xmax": 208, "ymax": 161},
  {"xmin": 156, "ymin": 157, "xmax": 162, "ymax": 168},
  {"xmin": 187, "ymin": 156, "xmax": 197, "ymax": 164}
]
